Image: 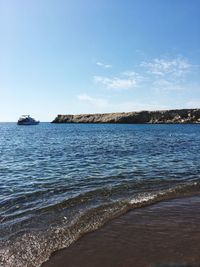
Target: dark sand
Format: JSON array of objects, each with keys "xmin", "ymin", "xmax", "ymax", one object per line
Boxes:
[{"xmin": 42, "ymin": 195, "xmax": 200, "ymax": 267}]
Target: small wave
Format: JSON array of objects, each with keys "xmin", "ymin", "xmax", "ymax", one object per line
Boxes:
[
  {"xmin": 0, "ymin": 181, "xmax": 199, "ymax": 267},
  {"xmin": 129, "ymin": 193, "xmax": 157, "ymax": 204}
]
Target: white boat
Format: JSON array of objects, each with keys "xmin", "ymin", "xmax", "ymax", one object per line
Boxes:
[{"xmin": 17, "ymin": 115, "xmax": 40, "ymax": 125}]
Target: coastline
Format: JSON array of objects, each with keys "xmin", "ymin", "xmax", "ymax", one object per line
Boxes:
[
  {"xmin": 52, "ymin": 109, "xmax": 200, "ymax": 124},
  {"xmin": 42, "ymin": 194, "xmax": 200, "ymax": 267}
]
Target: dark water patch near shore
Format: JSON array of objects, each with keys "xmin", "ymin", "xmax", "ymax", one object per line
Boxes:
[
  {"xmin": 42, "ymin": 195, "xmax": 200, "ymax": 267},
  {"xmin": 1, "ymin": 182, "xmax": 200, "ymax": 267}
]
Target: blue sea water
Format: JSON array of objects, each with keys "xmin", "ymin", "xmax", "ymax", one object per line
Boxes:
[{"xmin": 0, "ymin": 123, "xmax": 200, "ymax": 267}]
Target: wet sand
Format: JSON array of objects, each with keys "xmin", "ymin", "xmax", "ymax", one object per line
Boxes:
[{"xmin": 42, "ymin": 195, "xmax": 200, "ymax": 267}]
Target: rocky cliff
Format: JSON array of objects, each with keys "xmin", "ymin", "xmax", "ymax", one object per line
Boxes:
[{"xmin": 52, "ymin": 109, "xmax": 200, "ymax": 124}]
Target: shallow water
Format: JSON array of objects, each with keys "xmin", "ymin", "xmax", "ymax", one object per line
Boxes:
[
  {"xmin": 42, "ymin": 195, "xmax": 200, "ymax": 267},
  {"xmin": 0, "ymin": 123, "xmax": 200, "ymax": 267}
]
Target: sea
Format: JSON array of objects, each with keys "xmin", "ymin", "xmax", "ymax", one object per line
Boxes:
[{"xmin": 0, "ymin": 123, "xmax": 200, "ymax": 267}]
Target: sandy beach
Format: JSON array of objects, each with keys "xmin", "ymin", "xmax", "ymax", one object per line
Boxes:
[{"xmin": 42, "ymin": 194, "xmax": 200, "ymax": 267}]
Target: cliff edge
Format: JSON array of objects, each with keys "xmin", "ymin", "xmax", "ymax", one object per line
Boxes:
[{"xmin": 52, "ymin": 109, "xmax": 200, "ymax": 124}]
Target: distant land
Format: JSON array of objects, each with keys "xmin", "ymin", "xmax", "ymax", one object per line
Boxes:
[{"xmin": 52, "ymin": 109, "xmax": 200, "ymax": 124}]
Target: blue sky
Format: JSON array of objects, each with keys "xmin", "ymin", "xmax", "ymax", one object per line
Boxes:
[{"xmin": 0, "ymin": 0, "xmax": 200, "ymax": 121}]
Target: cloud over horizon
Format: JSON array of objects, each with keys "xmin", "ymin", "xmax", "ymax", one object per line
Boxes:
[
  {"xmin": 76, "ymin": 55, "xmax": 200, "ymax": 113},
  {"xmin": 141, "ymin": 57, "xmax": 191, "ymax": 77},
  {"xmin": 93, "ymin": 70, "xmax": 143, "ymax": 90},
  {"xmin": 93, "ymin": 56, "xmax": 197, "ymax": 93},
  {"xmin": 96, "ymin": 62, "xmax": 112, "ymax": 68}
]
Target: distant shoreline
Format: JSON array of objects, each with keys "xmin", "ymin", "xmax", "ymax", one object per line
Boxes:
[{"xmin": 52, "ymin": 108, "xmax": 200, "ymax": 124}]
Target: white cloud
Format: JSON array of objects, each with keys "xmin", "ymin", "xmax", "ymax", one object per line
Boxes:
[
  {"xmin": 93, "ymin": 56, "xmax": 197, "ymax": 94},
  {"xmin": 122, "ymin": 71, "xmax": 143, "ymax": 80},
  {"xmin": 139, "ymin": 56, "xmax": 196, "ymax": 92},
  {"xmin": 141, "ymin": 57, "xmax": 191, "ymax": 77},
  {"xmin": 94, "ymin": 71, "xmax": 143, "ymax": 90},
  {"xmin": 96, "ymin": 62, "xmax": 112, "ymax": 68},
  {"xmin": 94, "ymin": 76, "xmax": 137, "ymax": 90}
]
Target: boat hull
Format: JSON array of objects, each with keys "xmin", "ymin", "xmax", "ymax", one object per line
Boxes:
[{"xmin": 17, "ymin": 121, "xmax": 40, "ymax": 125}]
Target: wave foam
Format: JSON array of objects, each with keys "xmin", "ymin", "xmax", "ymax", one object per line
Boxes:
[{"xmin": 0, "ymin": 182, "xmax": 199, "ymax": 267}]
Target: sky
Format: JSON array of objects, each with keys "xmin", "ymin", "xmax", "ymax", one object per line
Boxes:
[{"xmin": 0, "ymin": 0, "xmax": 200, "ymax": 121}]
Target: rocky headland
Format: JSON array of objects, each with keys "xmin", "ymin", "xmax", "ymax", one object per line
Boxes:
[{"xmin": 52, "ymin": 109, "xmax": 200, "ymax": 124}]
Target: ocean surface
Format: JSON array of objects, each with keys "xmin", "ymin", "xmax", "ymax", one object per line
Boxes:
[{"xmin": 0, "ymin": 123, "xmax": 200, "ymax": 267}]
